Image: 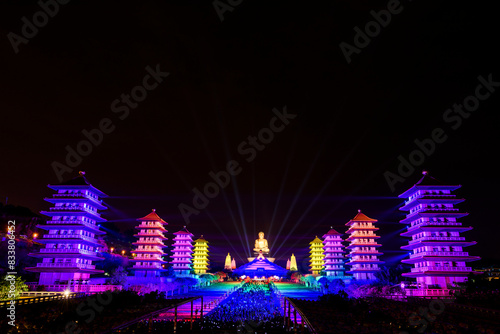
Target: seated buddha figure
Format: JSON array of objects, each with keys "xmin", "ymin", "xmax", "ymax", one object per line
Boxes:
[{"xmin": 253, "ymin": 231, "xmax": 270, "ymax": 254}]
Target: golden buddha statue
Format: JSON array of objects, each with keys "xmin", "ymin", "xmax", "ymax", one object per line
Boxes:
[{"xmin": 253, "ymin": 231, "xmax": 270, "ymax": 254}]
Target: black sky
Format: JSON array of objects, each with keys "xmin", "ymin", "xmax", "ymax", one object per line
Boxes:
[{"xmin": 1, "ymin": 0, "xmax": 499, "ymax": 269}]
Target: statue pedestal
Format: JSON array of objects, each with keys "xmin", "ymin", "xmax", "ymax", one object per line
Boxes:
[{"xmin": 248, "ymin": 257, "xmax": 275, "ymax": 263}]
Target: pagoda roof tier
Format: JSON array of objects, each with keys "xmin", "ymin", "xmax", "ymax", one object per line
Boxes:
[
  {"xmin": 398, "ymin": 172, "xmax": 461, "ymax": 198},
  {"xmin": 37, "ymin": 223, "xmax": 105, "ymax": 235},
  {"xmin": 346, "ymin": 268, "xmax": 381, "ymax": 273},
  {"xmin": 346, "ymin": 243, "xmax": 382, "ymax": 249},
  {"xmin": 28, "ymin": 251, "xmax": 104, "ymax": 261},
  {"xmin": 323, "ymin": 228, "xmax": 342, "ymax": 238},
  {"xmin": 346, "ymin": 259, "xmax": 384, "ymax": 265},
  {"xmin": 399, "ymin": 212, "xmax": 468, "ymax": 224},
  {"xmin": 171, "ymin": 254, "xmax": 193, "ymax": 259},
  {"xmin": 25, "ymin": 265, "xmax": 104, "ymax": 274},
  {"xmin": 48, "ymin": 172, "xmax": 108, "ymax": 198},
  {"xmin": 346, "ymin": 225, "xmax": 379, "ymax": 233},
  {"xmin": 401, "ymin": 240, "xmax": 476, "ymax": 250},
  {"xmin": 399, "ymin": 197, "xmax": 465, "ymax": 211},
  {"xmin": 132, "ymin": 249, "xmax": 165, "ymax": 254},
  {"xmin": 137, "ymin": 209, "xmax": 168, "ymax": 224},
  {"xmin": 402, "ymin": 267, "xmax": 472, "ymax": 277},
  {"xmin": 134, "ymin": 225, "xmax": 167, "ymax": 232},
  {"xmin": 133, "ymin": 233, "xmax": 167, "ymax": 240},
  {"xmin": 346, "ymin": 235, "xmax": 380, "ymax": 242},
  {"xmin": 346, "ymin": 250, "xmax": 383, "ymax": 255},
  {"xmin": 41, "ymin": 209, "xmax": 107, "ymax": 222},
  {"xmin": 132, "ymin": 241, "xmax": 166, "ymax": 247},
  {"xmin": 309, "ymin": 236, "xmax": 323, "ymax": 244},
  {"xmin": 346, "ymin": 211, "xmax": 377, "ymax": 226},
  {"xmin": 173, "ymin": 226, "xmax": 194, "ymax": 236},
  {"xmin": 400, "ymin": 226, "xmax": 473, "ymax": 237},
  {"xmin": 131, "ymin": 266, "xmax": 167, "ymax": 272},
  {"xmin": 44, "ymin": 197, "xmax": 107, "ymax": 210},
  {"xmin": 131, "ymin": 258, "xmax": 168, "ymax": 263},
  {"xmin": 194, "ymin": 235, "xmax": 208, "ymax": 243},
  {"xmin": 38, "ymin": 235, "xmax": 101, "ymax": 247},
  {"xmin": 171, "ymin": 258, "xmax": 193, "ymax": 263},
  {"xmin": 402, "ymin": 255, "xmax": 481, "ymax": 264}
]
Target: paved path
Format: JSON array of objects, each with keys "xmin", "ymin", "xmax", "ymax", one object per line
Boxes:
[{"xmin": 274, "ymin": 282, "xmax": 322, "ymax": 300}]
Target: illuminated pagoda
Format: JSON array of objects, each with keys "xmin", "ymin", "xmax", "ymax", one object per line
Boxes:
[
  {"xmin": 290, "ymin": 254, "xmax": 298, "ymax": 271},
  {"xmin": 27, "ymin": 171, "xmax": 106, "ymax": 286},
  {"xmin": 231, "ymin": 259, "xmax": 236, "ymax": 270},
  {"xmin": 399, "ymin": 171, "xmax": 480, "ymax": 292},
  {"xmin": 193, "ymin": 235, "xmax": 209, "ymax": 274},
  {"xmin": 322, "ymin": 228, "xmax": 346, "ymax": 277},
  {"xmin": 345, "ymin": 210, "xmax": 384, "ymax": 280},
  {"xmin": 131, "ymin": 209, "xmax": 168, "ymax": 278},
  {"xmin": 224, "ymin": 253, "xmax": 232, "ymax": 271},
  {"xmin": 309, "ymin": 236, "xmax": 325, "ymax": 275},
  {"xmin": 286, "ymin": 259, "xmax": 291, "ymax": 270},
  {"xmin": 171, "ymin": 226, "xmax": 194, "ymax": 276}
]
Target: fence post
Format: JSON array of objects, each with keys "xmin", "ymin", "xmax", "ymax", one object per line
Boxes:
[{"xmin": 190, "ymin": 299, "xmax": 194, "ymax": 330}]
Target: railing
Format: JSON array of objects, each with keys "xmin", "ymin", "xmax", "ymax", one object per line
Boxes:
[
  {"xmin": 43, "ymin": 234, "xmax": 98, "ymax": 243},
  {"xmin": 137, "ymin": 223, "xmax": 164, "ymax": 228},
  {"xmin": 39, "ymin": 248, "xmax": 98, "ymax": 256},
  {"xmin": 27, "ymin": 284, "xmax": 122, "ymax": 293},
  {"xmin": 410, "ymin": 266, "xmax": 471, "ymax": 273},
  {"xmin": 102, "ymin": 296, "xmax": 202, "ymax": 333},
  {"xmin": 36, "ymin": 262, "xmax": 96, "ymax": 269},
  {"xmin": 409, "ymin": 236, "xmax": 466, "ymax": 244},
  {"xmin": 410, "ymin": 251, "xmax": 469, "ymax": 258},
  {"xmin": 0, "ymin": 292, "xmax": 87, "ymax": 308},
  {"xmin": 405, "ymin": 289, "xmax": 453, "ymax": 297},
  {"xmin": 53, "ymin": 193, "xmax": 103, "ymax": 204},
  {"xmin": 46, "ymin": 219, "xmax": 101, "ymax": 231},
  {"xmin": 283, "ymin": 297, "xmax": 316, "ymax": 333},
  {"xmin": 404, "ymin": 194, "xmax": 456, "ymax": 205},
  {"xmin": 409, "ymin": 221, "xmax": 462, "ymax": 228},
  {"xmin": 49, "ymin": 206, "xmax": 101, "ymax": 216}
]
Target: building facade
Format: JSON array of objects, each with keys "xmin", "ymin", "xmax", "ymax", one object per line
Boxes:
[
  {"xmin": 27, "ymin": 172, "xmax": 107, "ymax": 286},
  {"xmin": 192, "ymin": 235, "xmax": 209, "ymax": 274},
  {"xmin": 131, "ymin": 209, "xmax": 168, "ymax": 278},
  {"xmin": 309, "ymin": 236, "xmax": 325, "ymax": 275},
  {"xmin": 399, "ymin": 171, "xmax": 480, "ymax": 290},
  {"xmin": 322, "ymin": 228, "xmax": 346, "ymax": 277},
  {"xmin": 345, "ymin": 210, "xmax": 383, "ymax": 280},
  {"xmin": 171, "ymin": 226, "xmax": 194, "ymax": 276}
]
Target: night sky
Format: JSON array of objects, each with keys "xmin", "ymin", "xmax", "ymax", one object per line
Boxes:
[{"xmin": 1, "ymin": 0, "xmax": 499, "ymax": 270}]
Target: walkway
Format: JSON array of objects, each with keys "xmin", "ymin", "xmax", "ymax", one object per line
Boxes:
[
  {"xmin": 158, "ymin": 282, "xmax": 240, "ymax": 320},
  {"xmin": 274, "ymin": 282, "xmax": 322, "ymax": 300}
]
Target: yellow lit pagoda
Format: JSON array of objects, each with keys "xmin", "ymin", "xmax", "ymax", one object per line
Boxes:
[
  {"xmin": 309, "ymin": 236, "xmax": 325, "ymax": 275},
  {"xmin": 193, "ymin": 235, "xmax": 209, "ymax": 274}
]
